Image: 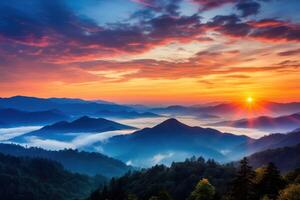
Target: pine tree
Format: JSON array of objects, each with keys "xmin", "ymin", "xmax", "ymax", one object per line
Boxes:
[
  {"xmin": 257, "ymin": 162, "xmax": 285, "ymax": 199},
  {"xmin": 188, "ymin": 178, "xmax": 215, "ymax": 200},
  {"xmin": 229, "ymin": 157, "xmax": 256, "ymax": 200}
]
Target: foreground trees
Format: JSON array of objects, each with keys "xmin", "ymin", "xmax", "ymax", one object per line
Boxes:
[
  {"xmin": 188, "ymin": 179, "xmax": 215, "ymax": 200},
  {"xmin": 256, "ymin": 163, "xmax": 285, "ymax": 199},
  {"xmin": 229, "ymin": 158, "xmax": 256, "ymax": 200},
  {"xmin": 277, "ymin": 184, "xmax": 300, "ymax": 200},
  {"xmin": 88, "ymin": 157, "xmax": 300, "ymax": 200}
]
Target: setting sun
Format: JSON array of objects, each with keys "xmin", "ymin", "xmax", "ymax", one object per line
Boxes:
[{"xmin": 247, "ymin": 97, "xmax": 254, "ymax": 104}]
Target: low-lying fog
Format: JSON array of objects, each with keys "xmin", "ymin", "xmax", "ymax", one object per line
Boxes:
[{"xmin": 0, "ymin": 116, "xmax": 269, "ymax": 152}]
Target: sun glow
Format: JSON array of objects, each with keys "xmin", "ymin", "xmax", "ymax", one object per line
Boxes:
[{"xmin": 246, "ymin": 97, "xmax": 253, "ymax": 104}]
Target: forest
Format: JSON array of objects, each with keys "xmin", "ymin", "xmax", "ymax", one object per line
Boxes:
[{"xmin": 88, "ymin": 157, "xmax": 300, "ymax": 200}]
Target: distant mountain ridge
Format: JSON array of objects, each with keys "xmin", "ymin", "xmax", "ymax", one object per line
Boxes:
[
  {"xmin": 95, "ymin": 110, "xmax": 161, "ymax": 119},
  {"xmin": 208, "ymin": 112, "xmax": 300, "ymax": 132},
  {"xmin": 0, "ymin": 108, "xmax": 69, "ymax": 128},
  {"xmin": 151, "ymin": 101, "xmax": 300, "ymax": 118},
  {"xmin": 232, "ymin": 129, "xmax": 300, "ymax": 158},
  {"xmin": 12, "ymin": 116, "xmax": 136, "ymax": 142},
  {"xmin": 0, "ymin": 143, "xmax": 131, "ymax": 177},
  {"xmin": 101, "ymin": 118, "xmax": 252, "ymax": 166},
  {"xmin": 0, "ymin": 96, "xmax": 132, "ymax": 116},
  {"xmin": 247, "ymin": 144, "xmax": 300, "ymax": 172}
]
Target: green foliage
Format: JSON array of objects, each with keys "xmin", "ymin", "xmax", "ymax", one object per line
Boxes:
[
  {"xmin": 0, "ymin": 153, "xmax": 103, "ymax": 200},
  {"xmin": 228, "ymin": 157, "xmax": 256, "ymax": 200},
  {"xmin": 277, "ymin": 184, "xmax": 300, "ymax": 200},
  {"xmin": 188, "ymin": 178, "xmax": 215, "ymax": 200},
  {"xmin": 256, "ymin": 163, "xmax": 285, "ymax": 199},
  {"xmin": 285, "ymin": 168, "xmax": 300, "ymax": 185},
  {"xmin": 89, "ymin": 157, "xmax": 236, "ymax": 200}
]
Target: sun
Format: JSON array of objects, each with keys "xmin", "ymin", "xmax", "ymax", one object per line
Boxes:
[{"xmin": 246, "ymin": 96, "xmax": 254, "ymax": 104}]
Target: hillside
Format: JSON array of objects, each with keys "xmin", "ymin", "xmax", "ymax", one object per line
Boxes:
[
  {"xmin": 247, "ymin": 144, "xmax": 300, "ymax": 172},
  {"xmin": 0, "ymin": 143, "xmax": 131, "ymax": 177},
  {"xmin": 232, "ymin": 129, "xmax": 300, "ymax": 157},
  {"xmin": 0, "ymin": 153, "xmax": 104, "ymax": 200},
  {"xmin": 102, "ymin": 118, "xmax": 252, "ymax": 166}
]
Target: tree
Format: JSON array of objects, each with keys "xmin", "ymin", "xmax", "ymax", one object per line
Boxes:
[
  {"xmin": 188, "ymin": 178, "xmax": 215, "ymax": 200},
  {"xmin": 256, "ymin": 163, "xmax": 285, "ymax": 199},
  {"xmin": 128, "ymin": 194, "xmax": 138, "ymax": 200},
  {"xmin": 229, "ymin": 157, "xmax": 256, "ymax": 200},
  {"xmin": 277, "ymin": 184, "xmax": 300, "ymax": 200},
  {"xmin": 148, "ymin": 190, "xmax": 173, "ymax": 200}
]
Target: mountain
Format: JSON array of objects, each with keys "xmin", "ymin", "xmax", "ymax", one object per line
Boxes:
[
  {"xmin": 150, "ymin": 105, "xmax": 218, "ymax": 118},
  {"xmin": 12, "ymin": 116, "xmax": 136, "ymax": 141},
  {"xmin": 0, "ymin": 108, "xmax": 69, "ymax": 128},
  {"xmin": 232, "ymin": 129, "xmax": 300, "ymax": 158},
  {"xmin": 208, "ymin": 113, "xmax": 300, "ymax": 132},
  {"xmin": 0, "ymin": 152, "xmax": 104, "ymax": 200},
  {"xmin": 0, "ymin": 96, "xmax": 132, "ymax": 116},
  {"xmin": 95, "ymin": 110, "xmax": 161, "ymax": 119},
  {"xmin": 151, "ymin": 101, "xmax": 300, "ymax": 118},
  {"xmin": 0, "ymin": 143, "xmax": 131, "ymax": 177},
  {"xmin": 101, "ymin": 118, "xmax": 252, "ymax": 166},
  {"xmin": 247, "ymin": 144, "xmax": 300, "ymax": 172}
]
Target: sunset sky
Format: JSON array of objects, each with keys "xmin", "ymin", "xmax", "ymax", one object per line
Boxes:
[{"xmin": 0, "ymin": 0, "xmax": 300, "ymax": 104}]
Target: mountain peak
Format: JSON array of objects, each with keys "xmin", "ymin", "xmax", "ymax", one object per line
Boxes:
[
  {"xmin": 154, "ymin": 118, "xmax": 189, "ymax": 129},
  {"xmin": 76, "ymin": 116, "xmax": 93, "ymax": 121}
]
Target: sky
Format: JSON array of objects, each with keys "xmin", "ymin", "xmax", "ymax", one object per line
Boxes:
[{"xmin": 0, "ymin": 0, "xmax": 300, "ymax": 104}]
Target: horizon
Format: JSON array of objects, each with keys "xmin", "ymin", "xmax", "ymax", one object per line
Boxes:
[{"xmin": 1, "ymin": 94, "xmax": 300, "ymax": 106}]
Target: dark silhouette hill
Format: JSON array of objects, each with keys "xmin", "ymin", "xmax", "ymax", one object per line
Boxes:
[
  {"xmin": 247, "ymin": 144, "xmax": 300, "ymax": 172},
  {"xmin": 0, "ymin": 143, "xmax": 131, "ymax": 177},
  {"xmin": 0, "ymin": 152, "xmax": 105, "ymax": 200}
]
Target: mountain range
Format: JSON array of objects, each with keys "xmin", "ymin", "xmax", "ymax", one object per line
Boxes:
[
  {"xmin": 247, "ymin": 144, "xmax": 300, "ymax": 172},
  {"xmin": 0, "ymin": 108, "xmax": 69, "ymax": 128},
  {"xmin": 95, "ymin": 110, "xmax": 161, "ymax": 119},
  {"xmin": 12, "ymin": 116, "xmax": 136, "ymax": 142},
  {"xmin": 0, "ymin": 96, "xmax": 132, "ymax": 116},
  {"xmin": 231, "ymin": 128, "xmax": 300, "ymax": 158},
  {"xmin": 101, "ymin": 118, "xmax": 252, "ymax": 166},
  {"xmin": 151, "ymin": 101, "xmax": 300, "ymax": 118},
  {"xmin": 209, "ymin": 112, "xmax": 300, "ymax": 132}
]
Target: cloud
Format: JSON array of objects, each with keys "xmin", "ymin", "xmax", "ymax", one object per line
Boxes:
[
  {"xmin": 0, "ymin": 0, "xmax": 205, "ymax": 63},
  {"xmin": 192, "ymin": 0, "xmax": 236, "ymax": 10},
  {"xmin": 151, "ymin": 152, "xmax": 174, "ymax": 164},
  {"xmin": 0, "ymin": 126, "xmax": 41, "ymax": 141},
  {"xmin": 278, "ymin": 48, "xmax": 300, "ymax": 56},
  {"xmin": 236, "ymin": 0, "xmax": 261, "ymax": 17},
  {"xmin": 207, "ymin": 14, "xmax": 300, "ymax": 42},
  {"xmin": 17, "ymin": 130, "xmax": 134, "ymax": 151}
]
